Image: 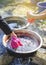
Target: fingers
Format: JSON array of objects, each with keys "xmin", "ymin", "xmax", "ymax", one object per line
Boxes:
[{"xmin": 11, "ymin": 32, "xmax": 17, "ymax": 37}]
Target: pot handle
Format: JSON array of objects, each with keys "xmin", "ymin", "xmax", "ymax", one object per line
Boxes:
[{"xmin": 0, "ymin": 16, "xmax": 12, "ymax": 35}]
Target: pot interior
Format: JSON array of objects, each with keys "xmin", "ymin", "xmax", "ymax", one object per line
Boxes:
[
  {"xmin": 3, "ymin": 30, "xmax": 42, "ymax": 54},
  {"xmin": 4, "ymin": 16, "xmax": 29, "ymax": 30}
]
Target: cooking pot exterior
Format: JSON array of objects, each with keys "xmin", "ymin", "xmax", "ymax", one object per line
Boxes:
[{"xmin": 3, "ymin": 29, "xmax": 42, "ymax": 58}]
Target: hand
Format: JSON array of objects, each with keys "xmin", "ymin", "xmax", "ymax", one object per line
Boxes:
[
  {"xmin": 10, "ymin": 32, "xmax": 17, "ymax": 37},
  {"xmin": 27, "ymin": 10, "xmax": 46, "ymax": 20},
  {"xmin": 5, "ymin": 31, "xmax": 17, "ymax": 41}
]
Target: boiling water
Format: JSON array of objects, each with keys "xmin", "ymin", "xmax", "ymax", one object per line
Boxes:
[{"xmin": 7, "ymin": 35, "xmax": 39, "ymax": 53}]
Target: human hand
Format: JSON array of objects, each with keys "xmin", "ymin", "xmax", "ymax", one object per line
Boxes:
[
  {"xmin": 27, "ymin": 10, "xmax": 46, "ymax": 21},
  {"xmin": 5, "ymin": 31, "xmax": 17, "ymax": 41},
  {"xmin": 10, "ymin": 31, "xmax": 17, "ymax": 37}
]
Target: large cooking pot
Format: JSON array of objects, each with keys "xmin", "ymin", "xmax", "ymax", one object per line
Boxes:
[
  {"xmin": 3, "ymin": 29, "xmax": 42, "ymax": 58},
  {"xmin": 4, "ymin": 16, "xmax": 29, "ymax": 30}
]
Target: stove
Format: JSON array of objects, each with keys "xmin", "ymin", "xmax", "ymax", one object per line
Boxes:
[{"xmin": 9, "ymin": 58, "xmax": 38, "ymax": 65}]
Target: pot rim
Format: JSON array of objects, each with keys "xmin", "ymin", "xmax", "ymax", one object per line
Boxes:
[
  {"xmin": 3, "ymin": 15, "xmax": 30, "ymax": 30},
  {"xmin": 3, "ymin": 29, "xmax": 42, "ymax": 54}
]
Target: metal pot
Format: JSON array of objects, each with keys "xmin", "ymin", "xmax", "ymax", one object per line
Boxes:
[
  {"xmin": 4, "ymin": 16, "xmax": 29, "ymax": 30},
  {"xmin": 37, "ymin": 2, "xmax": 46, "ymax": 12},
  {"xmin": 3, "ymin": 29, "xmax": 42, "ymax": 58}
]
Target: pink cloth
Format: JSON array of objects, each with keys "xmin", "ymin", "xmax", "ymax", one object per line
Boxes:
[{"xmin": 11, "ymin": 36, "xmax": 23, "ymax": 49}]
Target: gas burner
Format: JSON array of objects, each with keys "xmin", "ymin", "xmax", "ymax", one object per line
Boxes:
[{"xmin": 9, "ymin": 58, "xmax": 38, "ymax": 65}]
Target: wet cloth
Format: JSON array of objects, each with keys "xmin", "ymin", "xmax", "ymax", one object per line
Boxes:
[{"xmin": 11, "ymin": 36, "xmax": 23, "ymax": 49}]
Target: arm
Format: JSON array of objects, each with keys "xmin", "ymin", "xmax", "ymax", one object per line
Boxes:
[
  {"xmin": 0, "ymin": 16, "xmax": 12, "ymax": 35},
  {"xmin": 0, "ymin": 16, "xmax": 17, "ymax": 40},
  {"xmin": 27, "ymin": 10, "xmax": 46, "ymax": 20}
]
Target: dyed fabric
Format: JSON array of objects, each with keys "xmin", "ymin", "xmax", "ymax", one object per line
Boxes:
[{"xmin": 11, "ymin": 36, "xmax": 23, "ymax": 49}]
